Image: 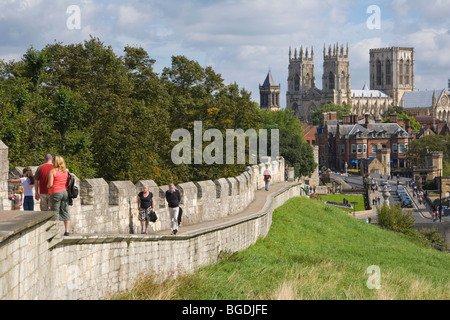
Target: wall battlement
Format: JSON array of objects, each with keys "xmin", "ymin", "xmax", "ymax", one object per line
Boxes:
[{"xmin": 5, "ymin": 158, "xmax": 284, "ymax": 235}]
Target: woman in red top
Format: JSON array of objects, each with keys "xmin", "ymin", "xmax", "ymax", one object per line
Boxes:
[{"xmin": 47, "ymin": 156, "xmax": 70, "ymax": 236}]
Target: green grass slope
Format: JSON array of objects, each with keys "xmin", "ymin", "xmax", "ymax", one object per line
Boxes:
[{"xmin": 114, "ymin": 197, "xmax": 450, "ymax": 300}]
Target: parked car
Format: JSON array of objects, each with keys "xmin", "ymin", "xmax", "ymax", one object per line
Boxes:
[
  {"xmin": 402, "ymin": 199, "xmax": 413, "ymax": 208},
  {"xmin": 397, "ymin": 190, "xmax": 408, "ymax": 197}
]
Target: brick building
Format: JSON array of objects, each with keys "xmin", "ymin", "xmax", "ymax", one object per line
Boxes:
[{"xmin": 316, "ymin": 112, "xmax": 414, "ymax": 176}]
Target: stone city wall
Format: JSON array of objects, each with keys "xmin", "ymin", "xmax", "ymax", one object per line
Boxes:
[
  {"xmin": 7, "ymin": 158, "xmax": 284, "ymax": 235},
  {"xmin": 0, "ymin": 178, "xmax": 304, "ymax": 300},
  {"xmin": 1, "ymin": 138, "xmax": 307, "ymax": 299}
]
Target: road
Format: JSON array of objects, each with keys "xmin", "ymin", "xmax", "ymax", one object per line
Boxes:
[{"xmin": 329, "ymin": 172, "xmax": 436, "ymax": 224}]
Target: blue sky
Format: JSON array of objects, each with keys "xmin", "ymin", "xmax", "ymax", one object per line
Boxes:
[{"xmin": 0, "ymin": 0, "xmax": 449, "ymax": 108}]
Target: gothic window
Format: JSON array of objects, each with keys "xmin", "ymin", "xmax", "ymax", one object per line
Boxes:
[
  {"xmin": 376, "ymin": 60, "xmax": 382, "ymax": 86},
  {"xmin": 341, "ymin": 71, "xmax": 346, "ymax": 90},
  {"xmin": 399, "ymin": 60, "xmax": 404, "ymax": 85},
  {"xmin": 405, "ymin": 60, "xmax": 410, "ymax": 85},
  {"xmin": 385, "ymin": 60, "xmax": 391, "ymax": 85},
  {"xmin": 329, "ymin": 72, "xmax": 335, "ymax": 90},
  {"xmin": 294, "ymin": 74, "xmax": 300, "ymax": 92}
]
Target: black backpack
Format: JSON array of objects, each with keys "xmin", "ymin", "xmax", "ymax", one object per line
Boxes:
[{"xmin": 66, "ymin": 172, "xmax": 79, "ymax": 205}]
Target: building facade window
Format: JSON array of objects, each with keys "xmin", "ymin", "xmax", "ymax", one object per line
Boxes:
[
  {"xmin": 386, "ymin": 60, "xmax": 391, "ymax": 85},
  {"xmin": 363, "ymin": 144, "xmax": 367, "ymax": 154},
  {"xmin": 376, "ymin": 60, "xmax": 382, "ymax": 86},
  {"xmin": 372, "ymin": 144, "xmax": 377, "ymax": 154},
  {"xmin": 399, "ymin": 60, "xmax": 403, "ymax": 85},
  {"xmin": 341, "ymin": 144, "xmax": 345, "ymax": 153},
  {"xmin": 399, "ymin": 144, "xmax": 404, "ymax": 154},
  {"xmin": 329, "ymin": 72, "xmax": 335, "ymax": 90},
  {"xmin": 351, "ymin": 144, "xmax": 356, "ymax": 154},
  {"xmin": 405, "ymin": 60, "xmax": 410, "ymax": 85},
  {"xmin": 294, "ymin": 74, "xmax": 300, "ymax": 92},
  {"xmin": 357, "ymin": 144, "xmax": 363, "ymax": 154},
  {"xmin": 393, "ymin": 143, "xmax": 398, "ymax": 153}
]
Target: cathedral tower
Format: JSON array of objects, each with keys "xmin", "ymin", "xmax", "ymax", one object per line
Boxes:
[
  {"xmin": 322, "ymin": 42, "xmax": 351, "ymax": 105},
  {"xmin": 259, "ymin": 70, "xmax": 281, "ymax": 110},
  {"xmin": 369, "ymin": 47, "xmax": 414, "ymax": 106},
  {"xmin": 286, "ymin": 46, "xmax": 316, "ymax": 111}
]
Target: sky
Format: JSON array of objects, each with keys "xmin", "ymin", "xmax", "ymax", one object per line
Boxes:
[{"xmin": 0, "ymin": 0, "xmax": 449, "ymax": 108}]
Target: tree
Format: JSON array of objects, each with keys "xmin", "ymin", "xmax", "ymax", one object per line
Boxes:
[
  {"xmin": 407, "ymin": 135, "xmax": 450, "ymax": 175},
  {"xmin": 260, "ymin": 109, "xmax": 316, "ymax": 178},
  {"xmin": 382, "ymin": 112, "xmax": 420, "ymax": 132}
]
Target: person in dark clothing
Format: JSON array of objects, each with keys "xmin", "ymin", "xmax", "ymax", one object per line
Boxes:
[
  {"xmin": 165, "ymin": 183, "xmax": 181, "ymax": 235},
  {"xmin": 137, "ymin": 185, "xmax": 154, "ymax": 234}
]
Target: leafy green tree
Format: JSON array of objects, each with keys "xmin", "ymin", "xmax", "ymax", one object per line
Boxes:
[
  {"xmin": 260, "ymin": 109, "xmax": 316, "ymax": 178},
  {"xmin": 382, "ymin": 112, "xmax": 420, "ymax": 132},
  {"xmin": 407, "ymin": 135, "xmax": 450, "ymax": 175}
]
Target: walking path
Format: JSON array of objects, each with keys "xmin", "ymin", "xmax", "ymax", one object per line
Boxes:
[{"xmin": 155, "ymin": 181, "xmax": 295, "ymax": 236}]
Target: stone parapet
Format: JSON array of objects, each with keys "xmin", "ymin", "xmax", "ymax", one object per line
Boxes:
[{"xmin": 0, "ymin": 182, "xmax": 302, "ymax": 300}]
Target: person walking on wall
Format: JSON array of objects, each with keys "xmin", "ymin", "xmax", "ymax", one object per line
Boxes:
[
  {"xmin": 47, "ymin": 156, "xmax": 70, "ymax": 236},
  {"xmin": 284, "ymin": 164, "xmax": 288, "ymax": 182},
  {"xmin": 264, "ymin": 173, "xmax": 271, "ymax": 191},
  {"xmin": 8, "ymin": 167, "xmax": 35, "ymax": 211},
  {"xmin": 137, "ymin": 185, "xmax": 154, "ymax": 234},
  {"xmin": 165, "ymin": 183, "xmax": 181, "ymax": 235},
  {"xmin": 34, "ymin": 154, "xmax": 54, "ymax": 211}
]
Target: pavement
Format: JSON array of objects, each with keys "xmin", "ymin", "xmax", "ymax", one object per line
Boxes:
[
  {"xmin": 154, "ymin": 180, "xmax": 295, "ymax": 236},
  {"xmin": 336, "ymin": 174, "xmax": 439, "ymax": 224}
]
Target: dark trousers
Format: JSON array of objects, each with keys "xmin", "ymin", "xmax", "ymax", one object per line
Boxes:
[{"xmin": 23, "ymin": 196, "xmax": 34, "ymax": 211}]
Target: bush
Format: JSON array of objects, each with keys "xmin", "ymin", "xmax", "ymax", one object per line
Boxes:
[
  {"xmin": 376, "ymin": 204, "xmax": 415, "ymax": 232},
  {"xmin": 418, "ymin": 228, "xmax": 448, "ymax": 248},
  {"xmin": 401, "ymin": 228, "xmax": 448, "ymax": 249}
]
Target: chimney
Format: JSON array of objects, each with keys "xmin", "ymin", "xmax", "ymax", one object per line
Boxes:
[
  {"xmin": 330, "ymin": 112, "xmax": 337, "ymax": 121},
  {"xmin": 365, "ymin": 113, "xmax": 370, "ymax": 129},
  {"xmin": 405, "ymin": 118, "xmax": 411, "ymax": 134},
  {"xmin": 390, "ymin": 113, "xmax": 398, "ymax": 124},
  {"xmin": 342, "ymin": 115, "xmax": 348, "ymax": 124}
]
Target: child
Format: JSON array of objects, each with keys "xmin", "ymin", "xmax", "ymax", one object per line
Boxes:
[
  {"xmin": 9, "ymin": 185, "xmax": 24, "ymax": 211},
  {"xmin": 8, "ymin": 167, "xmax": 35, "ymax": 211}
]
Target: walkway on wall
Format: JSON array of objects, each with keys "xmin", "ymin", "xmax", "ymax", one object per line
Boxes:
[{"xmin": 155, "ymin": 181, "xmax": 295, "ymax": 237}]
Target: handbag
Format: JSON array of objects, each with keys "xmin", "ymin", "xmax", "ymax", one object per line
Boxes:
[
  {"xmin": 177, "ymin": 207, "xmax": 183, "ymax": 225},
  {"xmin": 149, "ymin": 210, "xmax": 158, "ymax": 222}
]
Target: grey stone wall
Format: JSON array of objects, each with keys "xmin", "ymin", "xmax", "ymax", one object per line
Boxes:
[
  {"xmin": 0, "ymin": 182, "xmax": 303, "ymax": 300},
  {"xmin": 7, "ymin": 158, "xmax": 285, "ymax": 235}
]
